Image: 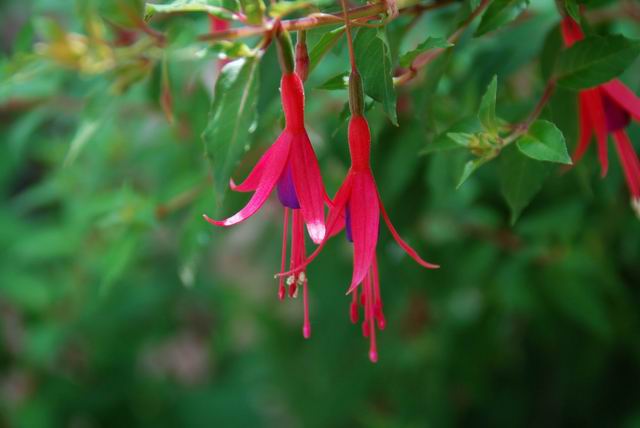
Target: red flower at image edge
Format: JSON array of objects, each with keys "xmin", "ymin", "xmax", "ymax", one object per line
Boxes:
[
  {"xmin": 283, "ymin": 115, "xmax": 439, "ymax": 362},
  {"xmin": 204, "ymin": 72, "xmax": 327, "ymax": 338},
  {"xmin": 562, "ymin": 17, "xmax": 640, "ymax": 213}
]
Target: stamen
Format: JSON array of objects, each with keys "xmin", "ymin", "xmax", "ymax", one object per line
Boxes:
[
  {"xmin": 372, "ymin": 256, "xmax": 385, "ymax": 330},
  {"xmin": 278, "ymin": 208, "xmax": 290, "ymax": 300},
  {"xmin": 288, "ymin": 210, "xmax": 299, "ymax": 299},
  {"xmin": 365, "ymin": 272, "xmax": 378, "ymax": 363},
  {"xmin": 303, "ymin": 280, "xmax": 311, "ymax": 338}
]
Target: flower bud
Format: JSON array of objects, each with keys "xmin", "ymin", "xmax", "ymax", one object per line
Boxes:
[
  {"xmin": 348, "ymin": 70, "xmax": 365, "ymax": 117},
  {"xmin": 295, "ymin": 31, "xmax": 309, "ymax": 82},
  {"xmin": 275, "ymin": 23, "xmax": 295, "ymax": 74}
]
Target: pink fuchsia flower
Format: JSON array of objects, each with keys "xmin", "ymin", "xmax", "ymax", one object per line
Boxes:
[
  {"xmin": 561, "ymin": 17, "xmax": 640, "ymax": 213},
  {"xmin": 281, "ymin": 115, "xmax": 439, "ymax": 362},
  {"xmin": 204, "ymin": 71, "xmax": 327, "ymax": 338}
]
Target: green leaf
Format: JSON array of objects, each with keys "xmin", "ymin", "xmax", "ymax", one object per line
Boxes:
[
  {"xmin": 457, "ymin": 157, "xmax": 491, "ymax": 188},
  {"xmin": 478, "ymin": 75, "xmax": 498, "ymax": 133},
  {"xmin": 516, "ymin": 120, "xmax": 572, "ymax": 165},
  {"xmin": 308, "ymin": 26, "xmax": 345, "ymax": 73},
  {"xmin": 239, "ymin": 0, "xmax": 266, "ymax": 24},
  {"xmin": 144, "ymin": 0, "xmax": 234, "ymax": 20},
  {"xmin": 447, "ymin": 132, "xmax": 475, "ymax": 148},
  {"xmin": 354, "ymin": 27, "xmax": 398, "ymax": 126},
  {"xmin": 564, "ymin": 0, "xmax": 580, "ymax": 22},
  {"xmin": 475, "ymin": 0, "xmax": 529, "ymax": 37},
  {"xmin": 554, "ymin": 35, "xmax": 640, "ymax": 89},
  {"xmin": 500, "ymin": 145, "xmax": 552, "ymax": 224},
  {"xmin": 202, "ymin": 56, "xmax": 260, "ymax": 205},
  {"xmin": 398, "ymin": 37, "xmax": 453, "ymax": 68},
  {"xmin": 316, "ymin": 72, "xmax": 348, "ymax": 90},
  {"xmin": 269, "ymin": 0, "xmax": 333, "ymax": 18},
  {"xmin": 423, "ymin": 117, "xmax": 482, "ymax": 155},
  {"xmin": 540, "ymin": 25, "xmax": 562, "ymax": 81},
  {"xmin": 100, "ymin": 0, "xmax": 145, "ymax": 27},
  {"xmin": 208, "ymin": 41, "xmax": 253, "ymax": 59}
]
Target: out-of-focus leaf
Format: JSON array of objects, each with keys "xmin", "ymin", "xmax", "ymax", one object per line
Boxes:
[
  {"xmin": 268, "ymin": 0, "xmax": 333, "ymax": 18},
  {"xmin": 99, "ymin": 0, "xmax": 146, "ymax": 28},
  {"xmin": 316, "ymin": 72, "xmax": 348, "ymax": 90},
  {"xmin": 354, "ymin": 27, "xmax": 397, "ymax": 126},
  {"xmin": 540, "ymin": 24, "xmax": 562, "ymax": 81},
  {"xmin": 475, "ymin": 0, "xmax": 529, "ymax": 37},
  {"xmin": 64, "ymin": 119, "xmax": 101, "ymax": 166},
  {"xmin": 398, "ymin": 37, "xmax": 453, "ymax": 68},
  {"xmin": 202, "ymin": 56, "xmax": 260, "ymax": 204},
  {"xmin": 144, "ymin": 0, "xmax": 234, "ymax": 20},
  {"xmin": 239, "ymin": 0, "xmax": 266, "ymax": 24},
  {"xmin": 100, "ymin": 233, "xmax": 140, "ymax": 295},
  {"xmin": 564, "ymin": 0, "xmax": 580, "ymax": 22},
  {"xmin": 478, "ymin": 75, "xmax": 498, "ymax": 133},
  {"xmin": 516, "ymin": 120, "xmax": 571, "ymax": 164},
  {"xmin": 308, "ymin": 26, "xmax": 344, "ymax": 73},
  {"xmin": 208, "ymin": 40, "xmax": 253, "ymax": 59},
  {"xmin": 423, "ymin": 117, "xmax": 482, "ymax": 155},
  {"xmin": 500, "ymin": 145, "xmax": 552, "ymax": 223},
  {"xmin": 457, "ymin": 156, "xmax": 491, "ymax": 188},
  {"xmin": 554, "ymin": 35, "xmax": 640, "ymax": 89}
]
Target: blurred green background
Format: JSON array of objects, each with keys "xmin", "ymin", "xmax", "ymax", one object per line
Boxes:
[{"xmin": 1, "ymin": 0, "xmax": 640, "ymax": 426}]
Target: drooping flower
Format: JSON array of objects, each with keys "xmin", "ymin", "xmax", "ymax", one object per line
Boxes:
[
  {"xmin": 281, "ymin": 114, "xmax": 439, "ymax": 362},
  {"xmin": 561, "ymin": 16, "xmax": 640, "ymax": 214},
  {"xmin": 204, "ymin": 70, "xmax": 327, "ymax": 338}
]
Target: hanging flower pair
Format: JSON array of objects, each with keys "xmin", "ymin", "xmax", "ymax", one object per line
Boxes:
[
  {"xmin": 203, "ymin": 24, "xmax": 438, "ymax": 362},
  {"xmin": 561, "ymin": 16, "xmax": 640, "ymax": 213}
]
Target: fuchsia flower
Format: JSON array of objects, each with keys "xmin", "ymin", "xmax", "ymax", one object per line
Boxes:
[
  {"xmin": 204, "ymin": 71, "xmax": 327, "ymax": 338},
  {"xmin": 283, "ymin": 114, "xmax": 439, "ymax": 362},
  {"xmin": 561, "ymin": 17, "xmax": 640, "ymax": 212}
]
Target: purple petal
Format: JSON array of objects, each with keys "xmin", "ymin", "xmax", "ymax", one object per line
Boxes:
[
  {"xmin": 603, "ymin": 92, "xmax": 631, "ymax": 133},
  {"xmin": 345, "ymin": 204, "xmax": 353, "ymax": 242},
  {"xmin": 277, "ymin": 163, "xmax": 300, "ymax": 209}
]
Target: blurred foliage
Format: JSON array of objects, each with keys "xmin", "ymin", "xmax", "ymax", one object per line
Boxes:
[{"xmin": 1, "ymin": 0, "xmax": 640, "ymax": 427}]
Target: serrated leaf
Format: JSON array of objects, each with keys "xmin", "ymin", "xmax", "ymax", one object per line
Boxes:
[
  {"xmin": 516, "ymin": 120, "xmax": 571, "ymax": 164},
  {"xmin": 554, "ymin": 35, "xmax": 640, "ymax": 89},
  {"xmin": 316, "ymin": 72, "xmax": 348, "ymax": 90},
  {"xmin": 144, "ymin": 0, "xmax": 233, "ymax": 21},
  {"xmin": 475, "ymin": 0, "xmax": 529, "ymax": 37},
  {"xmin": 500, "ymin": 145, "xmax": 552, "ymax": 224},
  {"xmin": 354, "ymin": 27, "xmax": 398, "ymax": 126},
  {"xmin": 202, "ymin": 57, "xmax": 260, "ymax": 205},
  {"xmin": 478, "ymin": 75, "xmax": 498, "ymax": 133},
  {"xmin": 309, "ymin": 26, "xmax": 344, "ymax": 73},
  {"xmin": 398, "ymin": 37, "xmax": 453, "ymax": 68}
]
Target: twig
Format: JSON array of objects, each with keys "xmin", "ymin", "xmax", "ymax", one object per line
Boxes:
[
  {"xmin": 395, "ymin": 0, "xmax": 491, "ymax": 86},
  {"xmin": 198, "ymin": 0, "xmax": 455, "ymax": 42},
  {"xmin": 502, "ymin": 79, "xmax": 556, "ymax": 145},
  {"xmin": 199, "ymin": 3, "xmax": 387, "ymax": 42}
]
